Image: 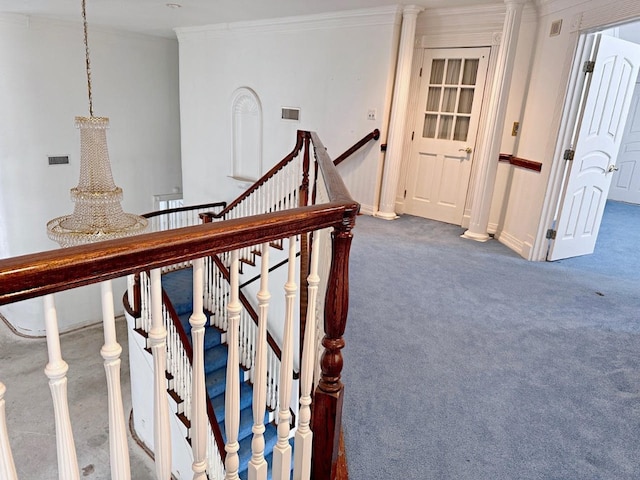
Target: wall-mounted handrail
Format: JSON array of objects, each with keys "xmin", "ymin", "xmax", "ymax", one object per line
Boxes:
[{"xmin": 332, "ymin": 128, "xmax": 380, "ymax": 167}]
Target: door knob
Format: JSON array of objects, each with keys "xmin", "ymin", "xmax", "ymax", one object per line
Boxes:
[
  {"xmin": 606, "ymin": 164, "xmax": 619, "ymax": 173},
  {"xmin": 459, "ymin": 147, "xmax": 472, "ymax": 154}
]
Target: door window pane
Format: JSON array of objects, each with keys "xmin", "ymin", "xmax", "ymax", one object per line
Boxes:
[
  {"xmin": 426, "ymin": 87, "xmax": 441, "ymax": 111},
  {"xmin": 445, "ymin": 59, "xmax": 462, "ymax": 84},
  {"xmin": 462, "ymin": 59, "xmax": 479, "ymax": 85},
  {"xmin": 430, "ymin": 59, "xmax": 445, "ymax": 84},
  {"xmin": 442, "ymin": 88, "xmax": 457, "ymax": 113},
  {"xmin": 454, "ymin": 117, "xmax": 470, "ymax": 141},
  {"xmin": 458, "ymin": 89, "xmax": 475, "ymax": 114},
  {"xmin": 438, "ymin": 115, "xmax": 453, "ymax": 139},
  {"xmin": 423, "ymin": 114, "xmax": 438, "ymax": 138}
]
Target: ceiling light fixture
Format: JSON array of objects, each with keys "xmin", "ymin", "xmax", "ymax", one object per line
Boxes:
[{"xmin": 47, "ymin": 0, "xmax": 148, "ymax": 247}]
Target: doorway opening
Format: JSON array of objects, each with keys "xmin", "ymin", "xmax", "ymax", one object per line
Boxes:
[{"xmin": 541, "ymin": 20, "xmax": 640, "ymax": 262}]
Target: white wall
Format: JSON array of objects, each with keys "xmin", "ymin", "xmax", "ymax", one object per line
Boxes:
[
  {"xmin": 176, "ymin": 7, "xmax": 402, "ymax": 215},
  {"xmin": 0, "ymin": 15, "xmax": 182, "ymax": 334}
]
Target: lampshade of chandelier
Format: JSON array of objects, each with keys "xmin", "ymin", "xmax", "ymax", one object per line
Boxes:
[{"xmin": 46, "ymin": 116, "xmax": 148, "ymax": 247}]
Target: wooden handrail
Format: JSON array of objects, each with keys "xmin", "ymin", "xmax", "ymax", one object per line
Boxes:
[
  {"xmin": 0, "ymin": 129, "xmax": 360, "ymax": 480},
  {"xmin": 0, "ymin": 203, "xmax": 351, "ymax": 306},
  {"xmin": 142, "ymin": 201, "xmax": 227, "ymax": 219},
  {"xmin": 332, "ymin": 128, "xmax": 380, "ymax": 167},
  {"xmin": 215, "ymin": 131, "xmax": 307, "ymax": 219}
]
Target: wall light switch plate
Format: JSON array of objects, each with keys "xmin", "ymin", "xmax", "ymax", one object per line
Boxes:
[{"xmin": 367, "ymin": 109, "xmax": 377, "ymax": 121}]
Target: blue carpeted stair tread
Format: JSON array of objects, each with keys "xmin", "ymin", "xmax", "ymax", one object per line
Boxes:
[
  {"xmin": 218, "ymin": 404, "xmax": 262, "ymax": 444},
  {"xmin": 211, "ymin": 382, "xmax": 254, "ymax": 421},
  {"xmin": 161, "ymin": 266, "xmax": 284, "ymax": 480},
  {"xmin": 235, "ymin": 423, "xmax": 278, "ymax": 477},
  {"xmin": 204, "ymin": 344, "xmax": 228, "ymax": 374},
  {"xmin": 162, "ymin": 268, "xmax": 193, "ymax": 315}
]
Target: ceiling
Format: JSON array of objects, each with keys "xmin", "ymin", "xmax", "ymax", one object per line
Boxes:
[{"xmin": 0, "ymin": 0, "xmax": 505, "ymax": 38}]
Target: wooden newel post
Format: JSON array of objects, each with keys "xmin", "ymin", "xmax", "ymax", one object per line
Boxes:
[{"xmin": 311, "ymin": 216, "xmax": 354, "ymax": 480}]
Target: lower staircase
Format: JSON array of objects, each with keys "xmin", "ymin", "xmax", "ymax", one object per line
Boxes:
[{"xmin": 160, "ymin": 266, "xmax": 280, "ymax": 479}]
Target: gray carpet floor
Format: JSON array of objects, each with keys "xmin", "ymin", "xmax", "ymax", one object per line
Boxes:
[{"xmin": 342, "ymin": 200, "xmax": 640, "ymax": 480}]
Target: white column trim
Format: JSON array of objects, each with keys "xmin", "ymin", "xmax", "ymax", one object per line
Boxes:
[
  {"xmin": 462, "ymin": 0, "xmax": 527, "ymax": 241},
  {"xmin": 376, "ymin": 5, "xmax": 424, "ymax": 220}
]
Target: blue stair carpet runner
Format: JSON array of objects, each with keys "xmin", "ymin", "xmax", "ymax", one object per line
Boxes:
[{"xmin": 161, "ymin": 267, "xmax": 280, "ymax": 479}]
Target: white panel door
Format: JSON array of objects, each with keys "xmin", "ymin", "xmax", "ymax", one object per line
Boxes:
[
  {"xmin": 549, "ymin": 36, "xmax": 640, "ymax": 260},
  {"xmin": 404, "ymin": 48, "xmax": 490, "ymax": 225},
  {"xmin": 608, "ymin": 82, "xmax": 640, "ymax": 204}
]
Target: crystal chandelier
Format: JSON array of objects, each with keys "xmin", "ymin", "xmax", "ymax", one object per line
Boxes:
[{"xmin": 47, "ymin": 0, "xmax": 147, "ymax": 247}]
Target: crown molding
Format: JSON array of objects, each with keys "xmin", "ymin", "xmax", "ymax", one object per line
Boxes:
[
  {"xmin": 0, "ymin": 13, "xmax": 30, "ymax": 28},
  {"xmin": 175, "ymin": 5, "xmax": 403, "ymax": 39},
  {"xmin": 578, "ymin": 0, "xmax": 640, "ymax": 30}
]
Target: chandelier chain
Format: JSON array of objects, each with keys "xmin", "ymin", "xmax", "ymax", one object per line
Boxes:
[{"xmin": 82, "ymin": 0, "xmax": 94, "ymax": 117}]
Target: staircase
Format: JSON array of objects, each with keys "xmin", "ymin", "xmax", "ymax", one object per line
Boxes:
[
  {"xmin": 0, "ymin": 129, "xmax": 376, "ymax": 480},
  {"xmin": 160, "ymin": 266, "xmax": 280, "ymax": 480}
]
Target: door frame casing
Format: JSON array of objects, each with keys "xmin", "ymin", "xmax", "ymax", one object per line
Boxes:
[
  {"xmin": 396, "ymin": 34, "xmax": 503, "ymax": 222},
  {"xmin": 402, "ymin": 46, "xmax": 491, "ymax": 225}
]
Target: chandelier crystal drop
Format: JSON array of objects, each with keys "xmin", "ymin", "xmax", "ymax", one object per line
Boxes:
[{"xmin": 46, "ymin": 0, "xmax": 147, "ymax": 247}]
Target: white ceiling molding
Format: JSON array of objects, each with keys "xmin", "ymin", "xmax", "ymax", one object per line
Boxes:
[
  {"xmin": 578, "ymin": 0, "xmax": 640, "ymax": 31},
  {"xmin": 420, "ymin": 31, "xmax": 500, "ymax": 48},
  {"xmin": 0, "ymin": 13, "xmax": 29, "ymax": 27},
  {"xmin": 175, "ymin": 5, "xmax": 402, "ymax": 39}
]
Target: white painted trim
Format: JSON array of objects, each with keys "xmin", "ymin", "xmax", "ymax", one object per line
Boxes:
[
  {"xmin": 420, "ymin": 32, "xmax": 498, "ymax": 48},
  {"xmin": 0, "ymin": 13, "xmax": 29, "ymax": 27},
  {"xmin": 494, "ymin": 229, "xmax": 524, "ymax": 255},
  {"xmin": 578, "ymin": 0, "xmax": 640, "ymax": 31},
  {"xmin": 531, "ymin": 32, "xmax": 596, "ymax": 261},
  {"xmin": 175, "ymin": 6, "xmax": 402, "ymax": 39},
  {"xmin": 358, "ymin": 203, "xmax": 377, "ymax": 216}
]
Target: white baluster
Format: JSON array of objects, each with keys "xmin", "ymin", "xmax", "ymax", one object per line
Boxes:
[
  {"xmin": 225, "ymin": 250, "xmax": 242, "ymax": 480},
  {"xmin": 43, "ymin": 294, "xmax": 80, "ymax": 480},
  {"xmin": 248, "ymin": 243, "xmax": 270, "ymax": 480},
  {"xmin": 293, "ymin": 231, "xmax": 321, "ymax": 480},
  {"xmin": 100, "ymin": 280, "xmax": 132, "ymax": 479},
  {"xmin": 190, "ymin": 258, "xmax": 208, "ymax": 480},
  {"xmin": 0, "ymin": 382, "xmax": 17, "ymax": 480},
  {"xmin": 272, "ymin": 236, "xmax": 296, "ymax": 480},
  {"xmin": 149, "ymin": 269, "xmax": 172, "ymax": 479}
]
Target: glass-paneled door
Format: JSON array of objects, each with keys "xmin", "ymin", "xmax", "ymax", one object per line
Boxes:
[{"xmin": 404, "ymin": 47, "xmax": 490, "ymax": 225}]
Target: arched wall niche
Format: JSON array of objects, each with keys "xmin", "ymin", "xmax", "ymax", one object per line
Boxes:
[{"xmin": 231, "ymin": 87, "xmax": 263, "ymax": 181}]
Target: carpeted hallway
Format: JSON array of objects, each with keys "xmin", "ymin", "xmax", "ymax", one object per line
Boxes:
[{"xmin": 342, "ymin": 200, "xmax": 640, "ymax": 479}]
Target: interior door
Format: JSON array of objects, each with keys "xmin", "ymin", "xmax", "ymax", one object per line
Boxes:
[
  {"xmin": 404, "ymin": 47, "xmax": 490, "ymax": 225},
  {"xmin": 608, "ymin": 82, "xmax": 640, "ymax": 204},
  {"xmin": 549, "ymin": 35, "xmax": 640, "ymax": 260}
]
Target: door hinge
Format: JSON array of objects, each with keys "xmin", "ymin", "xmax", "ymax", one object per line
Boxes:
[
  {"xmin": 583, "ymin": 60, "xmax": 595, "ymax": 73},
  {"xmin": 546, "ymin": 229, "xmax": 557, "ymax": 240},
  {"xmin": 404, "ymin": 189, "xmax": 407, "ymax": 199},
  {"xmin": 563, "ymin": 149, "xmax": 575, "ymax": 161},
  {"xmin": 419, "ymin": 67, "xmax": 422, "ymax": 77},
  {"xmin": 411, "ymin": 131, "xmax": 415, "ymax": 140}
]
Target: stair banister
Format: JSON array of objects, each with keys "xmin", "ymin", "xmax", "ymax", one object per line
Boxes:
[
  {"xmin": 272, "ymin": 236, "xmax": 297, "ymax": 480},
  {"xmin": 189, "ymin": 258, "xmax": 208, "ymax": 479},
  {"xmin": 149, "ymin": 268, "xmax": 173, "ymax": 479},
  {"xmin": 100, "ymin": 279, "xmax": 132, "ymax": 479},
  {"xmin": 0, "ymin": 129, "xmax": 360, "ymax": 480},
  {"xmin": 248, "ymin": 241, "xmax": 271, "ymax": 480},
  {"xmin": 43, "ymin": 293, "xmax": 81, "ymax": 480},
  {"xmin": 0, "ymin": 382, "xmax": 17, "ymax": 480},
  {"xmin": 309, "ymin": 131, "xmax": 358, "ymax": 480},
  {"xmin": 225, "ymin": 249, "xmax": 242, "ymax": 480}
]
